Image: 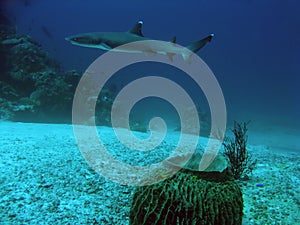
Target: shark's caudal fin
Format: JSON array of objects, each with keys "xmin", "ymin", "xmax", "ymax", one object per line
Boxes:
[
  {"xmin": 129, "ymin": 21, "xmax": 144, "ymax": 37},
  {"xmin": 182, "ymin": 34, "xmax": 214, "ymax": 62}
]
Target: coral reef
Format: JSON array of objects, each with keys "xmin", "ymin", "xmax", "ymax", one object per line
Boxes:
[
  {"xmin": 0, "ymin": 23, "xmax": 121, "ymax": 124},
  {"xmin": 0, "ymin": 24, "xmax": 81, "ymax": 123},
  {"xmin": 95, "ymin": 85, "xmax": 118, "ymax": 126},
  {"xmin": 129, "ymin": 154, "xmax": 243, "ymax": 225}
]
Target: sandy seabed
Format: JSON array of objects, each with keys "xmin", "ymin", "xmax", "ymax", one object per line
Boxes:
[{"xmin": 0, "ymin": 122, "xmax": 299, "ymax": 224}]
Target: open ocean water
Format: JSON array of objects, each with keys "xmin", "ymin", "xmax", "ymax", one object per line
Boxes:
[{"xmin": 0, "ymin": 0, "xmax": 299, "ymax": 224}]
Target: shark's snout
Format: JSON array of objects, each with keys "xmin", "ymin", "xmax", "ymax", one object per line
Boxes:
[
  {"xmin": 65, "ymin": 34, "xmax": 105, "ymax": 49},
  {"xmin": 65, "ymin": 35, "xmax": 80, "ymax": 43},
  {"xmin": 65, "ymin": 36, "xmax": 79, "ymax": 44}
]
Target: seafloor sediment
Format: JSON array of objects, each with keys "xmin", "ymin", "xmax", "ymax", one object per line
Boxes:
[{"xmin": 0, "ymin": 122, "xmax": 299, "ymax": 224}]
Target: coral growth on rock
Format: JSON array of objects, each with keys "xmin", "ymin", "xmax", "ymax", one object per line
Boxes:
[
  {"xmin": 0, "ymin": 24, "xmax": 80, "ymax": 123},
  {"xmin": 129, "ymin": 154, "xmax": 243, "ymax": 225},
  {"xmin": 0, "ymin": 23, "xmax": 122, "ymax": 125}
]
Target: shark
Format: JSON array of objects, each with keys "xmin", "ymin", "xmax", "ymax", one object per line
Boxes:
[{"xmin": 65, "ymin": 21, "xmax": 214, "ymax": 61}]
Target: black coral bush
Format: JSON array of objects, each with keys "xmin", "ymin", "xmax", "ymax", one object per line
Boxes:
[{"xmin": 223, "ymin": 121, "xmax": 256, "ymax": 180}]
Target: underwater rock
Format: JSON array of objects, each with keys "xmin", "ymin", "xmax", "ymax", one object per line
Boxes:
[
  {"xmin": 0, "ymin": 81, "xmax": 19, "ymax": 100},
  {"xmin": 164, "ymin": 152, "xmax": 228, "ymax": 172},
  {"xmin": 203, "ymin": 155, "xmax": 228, "ymax": 172},
  {"xmin": 0, "ymin": 98, "xmax": 14, "ymax": 120},
  {"xmin": 7, "ymin": 39, "xmax": 57, "ymax": 78},
  {"xmin": 162, "ymin": 152, "xmax": 232, "ymax": 182}
]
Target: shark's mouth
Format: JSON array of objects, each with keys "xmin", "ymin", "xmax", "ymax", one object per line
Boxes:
[
  {"xmin": 65, "ymin": 37, "xmax": 113, "ymax": 51},
  {"xmin": 98, "ymin": 42, "xmax": 112, "ymax": 51}
]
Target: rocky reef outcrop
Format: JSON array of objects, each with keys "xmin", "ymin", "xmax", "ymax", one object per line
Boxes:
[{"xmin": 0, "ymin": 23, "xmax": 81, "ymax": 123}]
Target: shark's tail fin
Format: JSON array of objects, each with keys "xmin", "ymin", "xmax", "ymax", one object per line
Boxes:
[{"xmin": 182, "ymin": 34, "xmax": 214, "ymax": 62}]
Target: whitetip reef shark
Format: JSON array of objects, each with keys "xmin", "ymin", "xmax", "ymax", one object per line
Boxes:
[{"xmin": 65, "ymin": 21, "xmax": 214, "ymax": 61}]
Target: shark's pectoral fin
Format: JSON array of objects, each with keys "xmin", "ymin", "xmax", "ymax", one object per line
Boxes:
[
  {"xmin": 129, "ymin": 21, "xmax": 144, "ymax": 37},
  {"xmin": 100, "ymin": 42, "xmax": 112, "ymax": 50},
  {"xmin": 181, "ymin": 51, "xmax": 192, "ymax": 63},
  {"xmin": 144, "ymin": 50, "xmax": 156, "ymax": 57},
  {"xmin": 167, "ymin": 53, "xmax": 175, "ymax": 61}
]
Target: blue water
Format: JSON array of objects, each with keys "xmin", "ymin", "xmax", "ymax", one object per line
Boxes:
[
  {"xmin": 3, "ymin": 0, "xmax": 300, "ymax": 129},
  {"xmin": 1, "ymin": 1, "xmax": 300, "ymax": 224}
]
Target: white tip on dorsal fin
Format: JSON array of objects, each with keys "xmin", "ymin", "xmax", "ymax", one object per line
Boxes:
[{"xmin": 129, "ymin": 20, "xmax": 144, "ymax": 37}]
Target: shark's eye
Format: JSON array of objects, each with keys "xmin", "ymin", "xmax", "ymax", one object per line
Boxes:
[{"xmin": 70, "ymin": 37, "xmax": 80, "ymax": 42}]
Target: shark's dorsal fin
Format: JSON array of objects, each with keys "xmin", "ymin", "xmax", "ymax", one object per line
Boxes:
[{"xmin": 129, "ymin": 21, "xmax": 144, "ymax": 37}]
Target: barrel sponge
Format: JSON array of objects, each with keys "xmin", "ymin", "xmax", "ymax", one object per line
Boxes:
[{"xmin": 129, "ymin": 169, "xmax": 243, "ymax": 225}]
